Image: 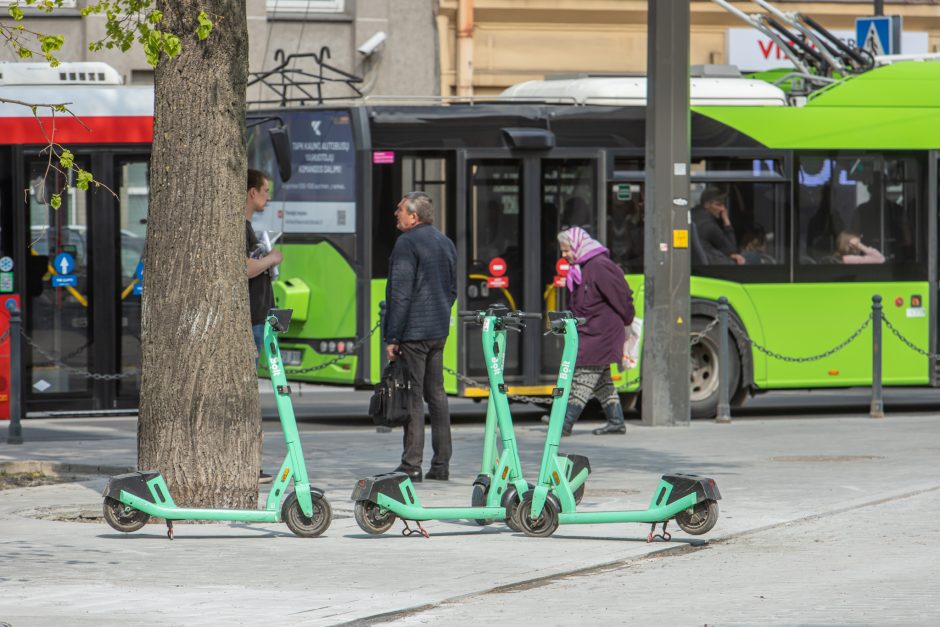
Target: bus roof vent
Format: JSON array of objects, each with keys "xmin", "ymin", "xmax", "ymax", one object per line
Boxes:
[
  {"xmin": 690, "ymin": 64, "xmax": 742, "ymax": 79},
  {"xmin": 0, "ymin": 62, "xmax": 124, "ymax": 86}
]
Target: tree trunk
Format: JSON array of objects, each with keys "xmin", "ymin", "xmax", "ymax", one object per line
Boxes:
[{"xmin": 138, "ymin": 0, "xmax": 260, "ymax": 508}]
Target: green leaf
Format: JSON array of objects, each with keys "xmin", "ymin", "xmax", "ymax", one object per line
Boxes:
[
  {"xmin": 147, "ymin": 9, "xmax": 162, "ymax": 24},
  {"xmin": 40, "ymin": 34, "xmax": 64, "ymax": 53},
  {"xmin": 17, "ymin": 47, "xmax": 33, "ymax": 59},
  {"xmin": 196, "ymin": 10, "xmax": 213, "ymax": 41},
  {"xmin": 75, "ymin": 169, "xmax": 94, "ymax": 191},
  {"xmin": 8, "ymin": 4, "xmax": 25, "ymax": 20},
  {"xmin": 50, "ymin": 194, "xmax": 62, "ymax": 210},
  {"xmin": 163, "ymin": 33, "xmax": 180, "ymax": 57},
  {"xmin": 59, "ymin": 149, "xmax": 74, "ymax": 169}
]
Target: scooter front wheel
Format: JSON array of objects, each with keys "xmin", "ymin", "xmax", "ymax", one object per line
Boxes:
[
  {"xmin": 675, "ymin": 499, "xmax": 719, "ymax": 535},
  {"xmin": 470, "ymin": 483, "xmax": 494, "ymax": 526},
  {"xmin": 102, "ymin": 496, "xmax": 149, "ymax": 533},
  {"xmin": 282, "ymin": 492, "xmax": 332, "ymax": 538},
  {"xmin": 516, "ymin": 492, "xmax": 560, "ymax": 538},
  {"xmin": 354, "ymin": 500, "xmax": 397, "ymax": 535}
]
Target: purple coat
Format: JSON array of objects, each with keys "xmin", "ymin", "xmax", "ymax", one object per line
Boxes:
[{"xmin": 568, "ymin": 253, "xmax": 635, "ymax": 367}]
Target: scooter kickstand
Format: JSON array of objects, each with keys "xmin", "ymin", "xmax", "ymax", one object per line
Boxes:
[
  {"xmin": 166, "ymin": 520, "xmax": 174, "ymax": 541},
  {"xmin": 401, "ymin": 520, "xmax": 430, "ymax": 538},
  {"xmin": 647, "ymin": 521, "xmax": 671, "ymax": 543}
]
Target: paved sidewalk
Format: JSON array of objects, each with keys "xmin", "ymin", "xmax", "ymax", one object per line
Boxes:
[{"xmin": 0, "ymin": 411, "xmax": 938, "ymax": 625}]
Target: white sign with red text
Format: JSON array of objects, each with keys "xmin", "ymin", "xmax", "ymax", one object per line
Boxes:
[{"xmin": 726, "ymin": 28, "xmax": 928, "ymax": 72}]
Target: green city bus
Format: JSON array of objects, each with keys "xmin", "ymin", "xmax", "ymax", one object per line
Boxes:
[{"xmin": 247, "ymin": 61, "xmax": 939, "ymax": 418}]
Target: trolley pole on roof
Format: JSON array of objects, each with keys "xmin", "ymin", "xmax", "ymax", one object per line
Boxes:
[{"xmin": 642, "ymin": 0, "xmax": 691, "ymax": 426}]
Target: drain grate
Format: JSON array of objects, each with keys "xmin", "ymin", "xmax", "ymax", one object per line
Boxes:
[{"xmin": 770, "ymin": 455, "xmax": 883, "ymax": 462}]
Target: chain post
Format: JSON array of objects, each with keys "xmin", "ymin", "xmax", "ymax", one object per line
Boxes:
[
  {"xmin": 375, "ymin": 300, "xmax": 392, "ymax": 433},
  {"xmin": 715, "ymin": 297, "xmax": 731, "ymax": 424},
  {"xmin": 870, "ymin": 294, "xmax": 885, "ymax": 419},
  {"xmin": 6, "ymin": 299, "xmax": 23, "ymax": 444}
]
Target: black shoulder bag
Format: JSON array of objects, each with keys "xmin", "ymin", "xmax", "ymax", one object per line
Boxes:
[{"xmin": 368, "ymin": 360, "xmax": 412, "ymax": 427}]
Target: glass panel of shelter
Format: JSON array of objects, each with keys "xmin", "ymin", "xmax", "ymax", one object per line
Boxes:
[{"xmin": 25, "ymin": 162, "xmax": 93, "ymax": 397}]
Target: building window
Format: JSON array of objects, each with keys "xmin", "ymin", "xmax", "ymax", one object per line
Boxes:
[{"xmin": 266, "ymin": 0, "xmax": 344, "ymax": 14}]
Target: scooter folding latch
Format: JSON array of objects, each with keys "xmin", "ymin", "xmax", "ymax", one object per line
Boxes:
[
  {"xmin": 551, "ymin": 387, "xmax": 564, "ymax": 397},
  {"xmin": 277, "ymin": 385, "xmax": 291, "ymax": 395},
  {"xmin": 497, "ymin": 384, "xmax": 507, "ymax": 394}
]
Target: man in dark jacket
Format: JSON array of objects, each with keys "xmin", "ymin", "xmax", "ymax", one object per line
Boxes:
[
  {"xmin": 690, "ymin": 187, "xmax": 744, "ymax": 265},
  {"xmin": 384, "ymin": 192, "xmax": 457, "ymax": 482}
]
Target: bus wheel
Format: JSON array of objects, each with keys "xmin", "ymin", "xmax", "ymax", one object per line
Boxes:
[{"xmin": 690, "ymin": 317, "xmax": 740, "ymax": 419}]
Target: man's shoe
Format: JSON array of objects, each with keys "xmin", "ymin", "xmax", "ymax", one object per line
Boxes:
[
  {"xmin": 540, "ymin": 414, "xmax": 550, "ymax": 425},
  {"xmin": 394, "ymin": 466, "xmax": 423, "ymax": 483},
  {"xmin": 425, "ymin": 468, "xmax": 449, "ymax": 481},
  {"xmin": 259, "ymin": 470, "xmax": 273, "ymax": 484},
  {"xmin": 561, "ymin": 423, "xmax": 573, "ymax": 437},
  {"xmin": 592, "ymin": 423, "xmax": 626, "ymax": 435}
]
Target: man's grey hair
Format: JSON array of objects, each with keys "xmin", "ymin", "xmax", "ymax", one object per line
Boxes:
[{"xmin": 402, "ymin": 191, "xmax": 435, "ymax": 225}]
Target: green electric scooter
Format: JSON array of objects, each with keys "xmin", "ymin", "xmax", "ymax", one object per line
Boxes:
[
  {"xmin": 471, "ymin": 307, "xmax": 590, "ymax": 526},
  {"xmin": 101, "ymin": 309, "xmax": 333, "ymax": 539},
  {"xmin": 513, "ymin": 311, "xmax": 722, "ymax": 540},
  {"xmin": 351, "ymin": 306, "xmax": 544, "ymax": 536}
]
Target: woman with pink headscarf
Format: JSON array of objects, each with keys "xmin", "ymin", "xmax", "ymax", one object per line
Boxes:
[{"xmin": 556, "ymin": 226, "xmax": 634, "ymax": 435}]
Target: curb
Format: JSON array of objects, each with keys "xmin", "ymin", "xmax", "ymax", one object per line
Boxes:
[{"xmin": 0, "ymin": 460, "xmax": 133, "ymax": 477}]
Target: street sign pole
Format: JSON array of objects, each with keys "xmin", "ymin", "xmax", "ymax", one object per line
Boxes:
[{"xmin": 642, "ymin": 0, "xmax": 691, "ymax": 427}]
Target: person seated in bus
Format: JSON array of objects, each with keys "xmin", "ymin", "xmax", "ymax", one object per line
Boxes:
[
  {"xmin": 690, "ymin": 187, "xmax": 744, "ymax": 265},
  {"xmin": 607, "ymin": 194, "xmax": 643, "ymax": 270},
  {"xmin": 852, "ymin": 190, "xmax": 913, "ymax": 261},
  {"xmin": 834, "ymin": 231, "xmax": 885, "ymax": 265},
  {"xmin": 740, "ymin": 227, "xmax": 775, "ymax": 265}
]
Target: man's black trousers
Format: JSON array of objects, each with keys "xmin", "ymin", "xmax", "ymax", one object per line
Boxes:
[{"xmin": 397, "ymin": 338, "xmax": 452, "ymax": 472}]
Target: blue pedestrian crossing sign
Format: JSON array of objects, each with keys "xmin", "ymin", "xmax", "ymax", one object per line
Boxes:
[{"xmin": 856, "ymin": 16, "xmax": 901, "ymax": 56}]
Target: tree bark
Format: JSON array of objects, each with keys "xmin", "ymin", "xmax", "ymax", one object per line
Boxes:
[{"xmin": 138, "ymin": 0, "xmax": 260, "ymax": 508}]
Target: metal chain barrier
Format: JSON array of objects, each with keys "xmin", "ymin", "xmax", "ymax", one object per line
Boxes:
[
  {"xmin": 283, "ymin": 320, "xmax": 381, "ymax": 374},
  {"xmin": 880, "ymin": 315, "xmax": 940, "ymax": 361},
  {"xmin": 690, "ymin": 316, "xmax": 719, "ymax": 347},
  {"xmin": 19, "ymin": 328, "xmax": 138, "ymax": 380},
  {"xmin": 721, "ymin": 314, "xmax": 873, "ymax": 363}
]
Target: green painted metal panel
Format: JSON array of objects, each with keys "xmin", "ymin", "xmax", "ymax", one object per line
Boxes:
[{"xmin": 264, "ymin": 242, "xmax": 358, "ymax": 384}]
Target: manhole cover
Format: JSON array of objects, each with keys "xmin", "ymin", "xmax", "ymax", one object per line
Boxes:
[{"xmin": 770, "ymin": 455, "xmax": 883, "ymax": 463}]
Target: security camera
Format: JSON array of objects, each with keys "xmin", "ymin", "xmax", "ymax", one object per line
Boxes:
[{"xmin": 357, "ymin": 31, "xmax": 387, "ymax": 57}]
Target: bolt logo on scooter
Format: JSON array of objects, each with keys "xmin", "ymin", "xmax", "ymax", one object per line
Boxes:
[
  {"xmin": 351, "ymin": 306, "xmax": 557, "ymax": 535},
  {"xmin": 102, "ymin": 309, "xmax": 333, "ymax": 539},
  {"xmin": 515, "ymin": 311, "xmax": 722, "ymax": 540}
]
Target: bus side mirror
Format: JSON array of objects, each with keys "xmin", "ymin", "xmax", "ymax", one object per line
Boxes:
[{"xmin": 267, "ymin": 126, "xmax": 292, "ymax": 183}]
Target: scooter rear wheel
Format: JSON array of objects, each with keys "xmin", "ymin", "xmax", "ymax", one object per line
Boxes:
[
  {"xmin": 282, "ymin": 492, "xmax": 332, "ymax": 538},
  {"xmin": 675, "ymin": 499, "xmax": 719, "ymax": 535},
  {"xmin": 354, "ymin": 500, "xmax": 397, "ymax": 535},
  {"xmin": 102, "ymin": 496, "xmax": 149, "ymax": 533},
  {"xmin": 516, "ymin": 492, "xmax": 560, "ymax": 538}
]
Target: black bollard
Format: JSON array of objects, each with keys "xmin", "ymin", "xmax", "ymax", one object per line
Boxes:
[
  {"xmin": 6, "ymin": 299, "xmax": 23, "ymax": 444},
  {"xmin": 715, "ymin": 297, "xmax": 731, "ymax": 424},
  {"xmin": 870, "ymin": 295, "xmax": 884, "ymax": 418}
]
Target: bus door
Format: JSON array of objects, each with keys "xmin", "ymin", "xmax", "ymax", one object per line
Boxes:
[
  {"xmin": 21, "ymin": 152, "xmax": 147, "ymax": 413},
  {"xmin": 460, "ymin": 154, "xmax": 601, "ymax": 391}
]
